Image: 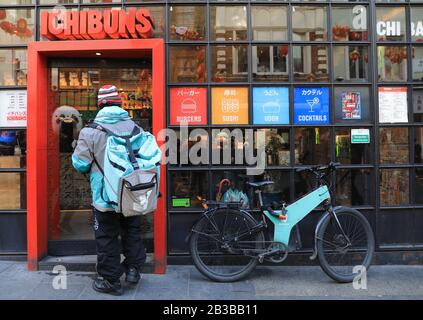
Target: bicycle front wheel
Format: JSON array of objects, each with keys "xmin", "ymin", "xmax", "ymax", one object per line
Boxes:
[
  {"xmin": 317, "ymin": 207, "xmax": 375, "ymax": 283},
  {"xmin": 189, "ymin": 208, "xmax": 265, "ymax": 282}
]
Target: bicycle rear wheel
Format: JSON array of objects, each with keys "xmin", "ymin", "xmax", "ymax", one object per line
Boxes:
[
  {"xmin": 189, "ymin": 208, "xmax": 265, "ymax": 282},
  {"xmin": 317, "ymin": 207, "xmax": 375, "ymax": 283}
]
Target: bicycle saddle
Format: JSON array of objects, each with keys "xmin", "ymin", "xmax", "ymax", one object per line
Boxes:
[{"xmin": 246, "ymin": 181, "xmax": 274, "ymax": 188}]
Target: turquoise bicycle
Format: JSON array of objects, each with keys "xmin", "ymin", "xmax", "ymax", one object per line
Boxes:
[{"xmin": 189, "ymin": 162, "xmax": 375, "ymax": 283}]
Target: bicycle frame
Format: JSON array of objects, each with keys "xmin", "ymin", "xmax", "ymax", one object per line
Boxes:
[{"xmin": 263, "ymin": 185, "xmax": 331, "ymax": 247}]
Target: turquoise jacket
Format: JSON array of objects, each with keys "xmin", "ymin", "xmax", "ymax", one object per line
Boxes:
[{"xmin": 72, "ymin": 106, "xmax": 136, "ymax": 212}]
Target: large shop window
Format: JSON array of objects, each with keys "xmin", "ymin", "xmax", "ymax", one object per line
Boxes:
[
  {"xmin": 294, "ymin": 127, "xmax": 331, "ymax": 166},
  {"xmin": 0, "ymin": 49, "xmax": 27, "ymax": 87},
  {"xmin": 376, "ymin": 6, "xmax": 406, "ymax": 42},
  {"xmin": 335, "ymin": 128, "xmax": 372, "ymax": 165},
  {"xmin": 380, "ymin": 169, "xmax": 409, "ymax": 206},
  {"xmin": 336, "ymin": 169, "xmax": 374, "ymax": 206},
  {"xmin": 414, "ymin": 127, "xmax": 423, "ymax": 164},
  {"xmin": 210, "ymin": 6, "xmax": 247, "ymax": 41},
  {"xmin": 261, "ymin": 129, "xmax": 290, "ymax": 167},
  {"xmin": 251, "ymin": 6, "xmax": 288, "ymax": 41},
  {"xmin": 411, "ymin": 6, "xmax": 423, "ymax": 43},
  {"xmin": 169, "ymin": 171, "xmax": 208, "ymax": 210},
  {"xmin": 169, "ymin": 128, "xmax": 209, "ymax": 167},
  {"xmin": 0, "ymin": 130, "xmax": 26, "ymax": 168},
  {"xmin": 0, "ymin": 8, "xmax": 34, "ymax": 45},
  {"xmin": 169, "ymin": 5, "xmax": 206, "ymax": 41},
  {"xmin": 332, "ymin": 6, "xmax": 368, "ymax": 42},
  {"xmin": 379, "ymin": 127, "xmax": 409, "ymax": 164},
  {"xmin": 293, "ymin": 45, "xmax": 329, "ymax": 82},
  {"xmin": 169, "ymin": 46, "xmax": 206, "ymax": 83},
  {"xmin": 292, "ymin": 5, "xmax": 327, "ymax": 41},
  {"xmin": 333, "ymin": 46, "xmax": 369, "ymax": 82},
  {"xmin": 413, "ymin": 88, "xmax": 423, "ymax": 122},
  {"xmin": 378, "ymin": 46, "xmax": 408, "ymax": 82},
  {"xmin": 252, "ymin": 45, "xmax": 289, "ymax": 82},
  {"xmin": 211, "ymin": 45, "xmax": 248, "ymax": 83},
  {"xmin": 412, "ymin": 46, "xmax": 423, "ymax": 82}
]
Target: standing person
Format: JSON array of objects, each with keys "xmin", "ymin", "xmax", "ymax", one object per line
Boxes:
[{"xmin": 72, "ymin": 85, "xmax": 146, "ymax": 296}]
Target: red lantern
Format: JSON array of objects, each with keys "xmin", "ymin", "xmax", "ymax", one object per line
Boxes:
[
  {"xmin": 279, "ymin": 45, "xmax": 288, "ymax": 57},
  {"xmin": 350, "ymin": 50, "xmax": 359, "ymax": 62},
  {"xmin": 400, "ymin": 47, "xmax": 407, "ymax": 60},
  {"xmin": 0, "ymin": 10, "xmax": 6, "ymax": 21},
  {"xmin": 0, "ymin": 21, "xmax": 12, "ymax": 33},
  {"xmin": 16, "ymin": 18, "xmax": 27, "ymax": 34}
]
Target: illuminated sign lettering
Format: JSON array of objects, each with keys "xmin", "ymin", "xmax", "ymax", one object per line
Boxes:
[{"xmin": 40, "ymin": 8, "xmax": 154, "ymax": 40}]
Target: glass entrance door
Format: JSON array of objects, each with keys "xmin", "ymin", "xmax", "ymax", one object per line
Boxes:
[{"xmin": 47, "ymin": 58, "xmax": 154, "ymax": 255}]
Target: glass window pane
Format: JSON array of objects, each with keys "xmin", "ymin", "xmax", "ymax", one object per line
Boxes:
[
  {"xmin": 252, "ymin": 45, "xmax": 289, "ymax": 82},
  {"xmin": 335, "ymin": 128, "xmax": 372, "ymax": 164},
  {"xmin": 334, "ymin": 86, "xmax": 371, "ymax": 123},
  {"xmin": 0, "ymin": 49, "xmax": 27, "ymax": 87},
  {"xmin": 293, "ymin": 45, "xmax": 329, "ymax": 82},
  {"xmin": 211, "ymin": 128, "xmax": 250, "ymax": 166},
  {"xmin": 295, "ymin": 127, "xmax": 331, "ymax": 165},
  {"xmin": 82, "ymin": 0, "xmax": 121, "ymax": 3},
  {"xmin": 379, "ymin": 127, "xmax": 409, "ymax": 164},
  {"xmin": 292, "ymin": 6, "xmax": 327, "ymax": 41},
  {"xmin": 252, "ymin": 6, "xmax": 287, "ymax": 41},
  {"xmin": 414, "ymin": 127, "xmax": 423, "ymax": 164},
  {"xmin": 333, "ymin": 46, "xmax": 369, "ymax": 82},
  {"xmin": 169, "ymin": 171, "xmax": 208, "ymax": 209},
  {"xmin": 0, "ymin": 130, "xmax": 26, "ymax": 168},
  {"xmin": 413, "ymin": 88, "xmax": 423, "ymax": 122},
  {"xmin": 336, "ymin": 169, "xmax": 374, "ymax": 206},
  {"xmin": 415, "ymin": 168, "xmax": 423, "ymax": 204},
  {"xmin": 258, "ymin": 170, "xmax": 290, "ymax": 207},
  {"xmin": 411, "ymin": 7, "xmax": 423, "ymax": 42},
  {"xmin": 376, "ymin": 6, "xmax": 406, "ymax": 42},
  {"xmin": 380, "ymin": 169, "xmax": 409, "ymax": 206},
  {"xmin": 0, "ymin": 173, "xmax": 26, "ymax": 210},
  {"xmin": 378, "ymin": 46, "xmax": 408, "ymax": 82},
  {"xmin": 0, "ymin": 0, "xmax": 35, "ymax": 3},
  {"xmin": 169, "ymin": 46, "xmax": 206, "ymax": 83},
  {"xmin": 169, "ymin": 5, "xmax": 206, "ymax": 41},
  {"xmin": 412, "ymin": 46, "xmax": 423, "ymax": 82},
  {"xmin": 332, "ymin": 6, "xmax": 368, "ymax": 41},
  {"xmin": 210, "ymin": 6, "xmax": 247, "ymax": 41},
  {"xmin": 211, "ymin": 45, "xmax": 248, "ymax": 83},
  {"xmin": 0, "ymin": 9, "xmax": 34, "ymax": 45},
  {"xmin": 169, "ymin": 128, "xmax": 209, "ymax": 167},
  {"xmin": 261, "ymin": 129, "xmax": 290, "ymax": 166}
]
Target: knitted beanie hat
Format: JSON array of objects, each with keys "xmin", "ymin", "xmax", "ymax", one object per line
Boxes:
[{"xmin": 98, "ymin": 85, "xmax": 122, "ymax": 108}]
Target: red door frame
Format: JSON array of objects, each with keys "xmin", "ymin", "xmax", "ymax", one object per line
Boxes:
[{"xmin": 26, "ymin": 39, "xmax": 166, "ymax": 273}]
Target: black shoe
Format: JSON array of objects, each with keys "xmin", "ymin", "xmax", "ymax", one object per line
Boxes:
[
  {"xmin": 92, "ymin": 278, "xmax": 123, "ymax": 296},
  {"xmin": 125, "ymin": 266, "xmax": 140, "ymax": 284}
]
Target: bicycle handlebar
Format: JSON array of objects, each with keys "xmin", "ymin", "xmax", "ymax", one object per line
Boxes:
[{"xmin": 295, "ymin": 162, "xmax": 341, "ymax": 175}]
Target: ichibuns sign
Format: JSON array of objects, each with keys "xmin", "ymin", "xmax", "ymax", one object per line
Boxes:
[{"xmin": 40, "ymin": 7, "xmax": 154, "ymax": 40}]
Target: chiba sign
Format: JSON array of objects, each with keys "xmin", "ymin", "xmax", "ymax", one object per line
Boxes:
[{"xmin": 40, "ymin": 8, "xmax": 154, "ymax": 40}]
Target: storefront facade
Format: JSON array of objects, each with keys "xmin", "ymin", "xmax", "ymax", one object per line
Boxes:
[{"xmin": 1, "ymin": 0, "xmax": 423, "ymax": 270}]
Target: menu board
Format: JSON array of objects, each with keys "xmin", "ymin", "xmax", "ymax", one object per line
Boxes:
[
  {"xmin": 294, "ymin": 87, "xmax": 330, "ymax": 125},
  {"xmin": 0, "ymin": 90, "xmax": 27, "ymax": 127},
  {"xmin": 253, "ymin": 87, "xmax": 289, "ymax": 125},
  {"xmin": 170, "ymin": 87, "xmax": 207, "ymax": 125},
  {"xmin": 379, "ymin": 87, "xmax": 408, "ymax": 123},
  {"xmin": 212, "ymin": 87, "xmax": 249, "ymax": 125}
]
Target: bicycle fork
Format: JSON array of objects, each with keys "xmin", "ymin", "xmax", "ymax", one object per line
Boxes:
[{"xmin": 310, "ymin": 205, "xmax": 352, "ymax": 261}]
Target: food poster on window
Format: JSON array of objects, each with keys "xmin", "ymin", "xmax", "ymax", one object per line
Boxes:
[
  {"xmin": 212, "ymin": 87, "xmax": 249, "ymax": 125},
  {"xmin": 170, "ymin": 87, "xmax": 207, "ymax": 125},
  {"xmin": 253, "ymin": 87, "xmax": 289, "ymax": 124},
  {"xmin": 0, "ymin": 90, "xmax": 27, "ymax": 127},
  {"xmin": 294, "ymin": 87, "xmax": 330, "ymax": 125},
  {"xmin": 378, "ymin": 87, "xmax": 408, "ymax": 123},
  {"xmin": 342, "ymin": 91, "xmax": 362, "ymax": 120}
]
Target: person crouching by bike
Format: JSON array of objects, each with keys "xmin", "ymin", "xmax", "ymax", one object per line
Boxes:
[{"xmin": 71, "ymin": 85, "xmax": 146, "ymax": 296}]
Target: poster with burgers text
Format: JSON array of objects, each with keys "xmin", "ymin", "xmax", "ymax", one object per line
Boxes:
[{"xmin": 170, "ymin": 87, "xmax": 207, "ymax": 125}]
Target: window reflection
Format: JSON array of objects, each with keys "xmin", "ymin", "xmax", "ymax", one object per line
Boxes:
[
  {"xmin": 295, "ymin": 127, "xmax": 331, "ymax": 165},
  {"xmin": 412, "ymin": 46, "xmax": 423, "ymax": 82},
  {"xmin": 376, "ymin": 7, "xmax": 406, "ymax": 42},
  {"xmin": 380, "ymin": 169, "xmax": 409, "ymax": 206},
  {"xmin": 253, "ymin": 45, "xmax": 289, "ymax": 82},
  {"xmin": 336, "ymin": 169, "xmax": 374, "ymax": 206},
  {"xmin": 0, "ymin": 9, "xmax": 34, "ymax": 45},
  {"xmin": 210, "ymin": 6, "xmax": 247, "ymax": 41},
  {"xmin": 0, "ymin": 130, "xmax": 26, "ymax": 168},
  {"xmin": 293, "ymin": 45, "xmax": 329, "ymax": 82},
  {"xmin": 335, "ymin": 128, "xmax": 371, "ymax": 164},
  {"xmin": 332, "ymin": 6, "xmax": 368, "ymax": 41},
  {"xmin": 292, "ymin": 6, "xmax": 327, "ymax": 41},
  {"xmin": 0, "ymin": 49, "xmax": 27, "ymax": 86},
  {"xmin": 379, "ymin": 127, "xmax": 409, "ymax": 164},
  {"xmin": 169, "ymin": 46, "xmax": 206, "ymax": 83},
  {"xmin": 333, "ymin": 46, "xmax": 368, "ymax": 82},
  {"xmin": 169, "ymin": 5, "xmax": 206, "ymax": 41},
  {"xmin": 252, "ymin": 6, "xmax": 287, "ymax": 41},
  {"xmin": 378, "ymin": 46, "xmax": 408, "ymax": 82},
  {"xmin": 211, "ymin": 45, "xmax": 248, "ymax": 82},
  {"xmin": 170, "ymin": 171, "xmax": 208, "ymax": 209}
]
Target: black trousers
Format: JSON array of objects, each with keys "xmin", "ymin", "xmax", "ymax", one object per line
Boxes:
[{"xmin": 93, "ymin": 207, "xmax": 146, "ymax": 282}]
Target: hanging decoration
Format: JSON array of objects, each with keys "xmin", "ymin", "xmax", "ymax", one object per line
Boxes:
[
  {"xmin": 0, "ymin": 17, "xmax": 32, "ymax": 39},
  {"xmin": 279, "ymin": 45, "xmax": 288, "ymax": 57},
  {"xmin": 194, "ymin": 46, "xmax": 206, "ymax": 82}
]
